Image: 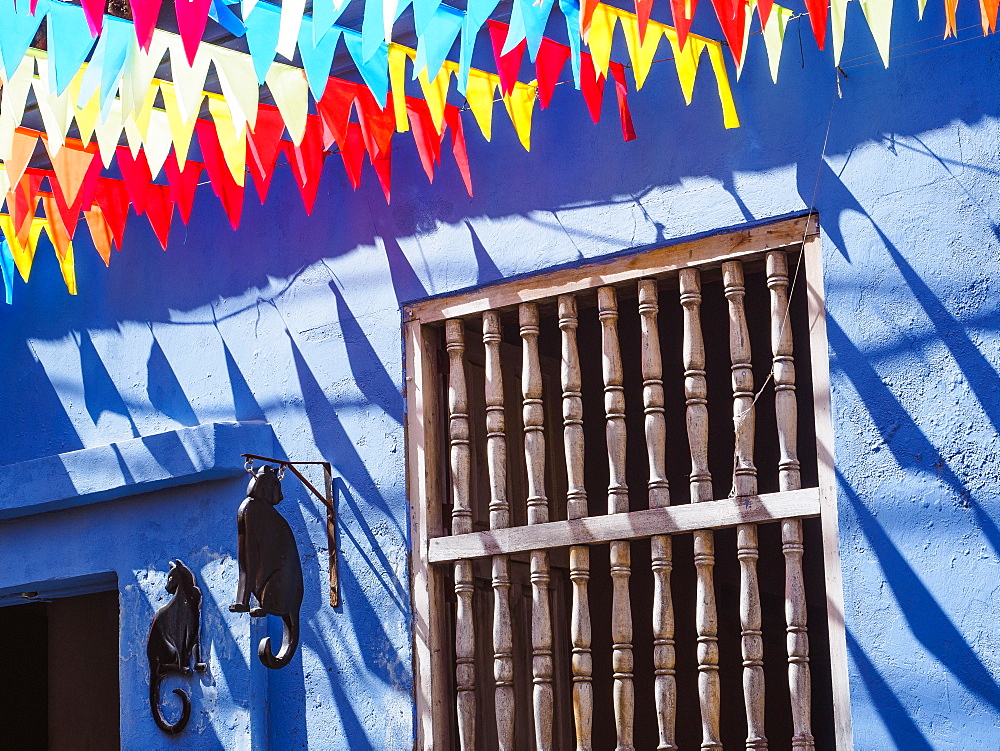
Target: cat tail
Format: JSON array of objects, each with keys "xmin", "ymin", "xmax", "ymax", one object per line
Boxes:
[
  {"xmin": 150, "ymin": 673, "xmax": 191, "ymax": 734},
  {"xmin": 259, "ymin": 612, "xmax": 299, "ymax": 669}
]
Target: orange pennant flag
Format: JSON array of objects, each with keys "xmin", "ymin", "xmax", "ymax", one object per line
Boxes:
[
  {"xmin": 10, "ymin": 172, "xmax": 44, "ymax": 248},
  {"xmin": 41, "ymin": 193, "xmax": 79, "ymax": 295},
  {"xmin": 945, "ymin": 0, "xmax": 959, "ymax": 36},
  {"xmin": 42, "ymin": 136, "xmax": 99, "ymax": 218},
  {"xmin": 7, "ymin": 129, "xmax": 39, "ymax": 191},
  {"xmin": 83, "ymin": 203, "xmax": 114, "ymax": 265},
  {"xmin": 980, "ymin": 0, "xmax": 998, "ymax": 33}
]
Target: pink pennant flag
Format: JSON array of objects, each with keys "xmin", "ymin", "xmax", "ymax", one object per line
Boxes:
[
  {"xmin": 175, "ymin": 0, "xmax": 213, "ymax": 64},
  {"xmin": 82, "ymin": 0, "xmax": 105, "ymax": 36},
  {"xmin": 488, "ymin": 20, "xmax": 527, "ymax": 97},
  {"xmin": 130, "ymin": 0, "xmax": 163, "ymax": 51}
]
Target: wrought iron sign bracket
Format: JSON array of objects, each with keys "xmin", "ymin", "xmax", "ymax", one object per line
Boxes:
[{"xmin": 241, "ymin": 453, "xmax": 340, "ymax": 608}]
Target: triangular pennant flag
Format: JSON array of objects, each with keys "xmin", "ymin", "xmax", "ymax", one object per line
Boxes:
[
  {"xmin": 831, "ymin": 0, "xmax": 849, "ymax": 65},
  {"xmin": 96, "ymin": 16, "xmax": 133, "ymax": 112},
  {"xmin": 299, "ymin": 19, "xmax": 342, "ymax": 100},
  {"xmin": 210, "ymin": 0, "xmax": 246, "ymax": 37},
  {"xmin": 488, "ymin": 20, "xmax": 527, "ymax": 97},
  {"xmin": 609, "ymin": 62, "xmax": 637, "ymax": 141},
  {"xmin": 123, "ymin": 83, "xmax": 159, "ymax": 158},
  {"xmin": 123, "ymin": 30, "xmax": 168, "ymax": 117},
  {"xmin": 143, "ymin": 183, "xmax": 174, "ymax": 249},
  {"xmin": 42, "ymin": 136, "xmax": 98, "ymax": 215},
  {"xmin": 0, "ymin": 212, "xmax": 44, "ymax": 282},
  {"xmin": 0, "ymin": 58, "xmax": 35, "ymax": 163},
  {"xmin": 665, "ymin": 28, "xmax": 706, "ymax": 104},
  {"xmin": 458, "ymin": 0, "xmax": 502, "ymax": 94},
  {"xmin": 579, "ymin": 52, "xmax": 606, "ymax": 123},
  {"xmin": 10, "ymin": 172, "xmax": 44, "ymax": 246},
  {"xmin": 285, "ymin": 114, "xmax": 327, "ymax": 214},
  {"xmin": 709, "ymin": 0, "xmax": 748, "ymax": 65},
  {"xmin": 669, "ymin": 0, "xmax": 697, "ymax": 50},
  {"xmin": 344, "ymin": 30, "xmax": 390, "ymax": 106},
  {"xmin": 313, "ymin": 0, "xmax": 350, "ymax": 44},
  {"xmin": 634, "ymin": 0, "xmax": 654, "ymax": 39},
  {"xmin": 47, "ymin": 1, "xmax": 98, "ymax": 96},
  {"xmin": 277, "ymin": 0, "xmax": 307, "ymax": 60},
  {"xmin": 341, "ymin": 122, "xmax": 366, "ymax": 189},
  {"xmin": 763, "ymin": 4, "xmax": 793, "ymax": 81},
  {"xmin": 388, "ymin": 43, "xmax": 411, "ymax": 131},
  {"xmin": 982, "ymin": 0, "xmax": 1000, "ymax": 33},
  {"xmin": 413, "ymin": 0, "xmax": 443, "ymax": 34},
  {"xmin": 465, "ymin": 71, "xmax": 498, "ymax": 140},
  {"xmin": 705, "ymin": 41, "xmax": 740, "ymax": 129},
  {"xmin": 94, "ymin": 178, "xmax": 130, "ymax": 250},
  {"xmin": 803, "ymin": 0, "xmax": 830, "ymax": 49},
  {"xmin": 361, "ymin": 0, "xmax": 386, "ymax": 63},
  {"xmin": 83, "ymin": 203, "xmax": 114, "ymax": 264},
  {"xmin": 514, "ymin": 0, "xmax": 556, "ymax": 59},
  {"xmin": 32, "ymin": 69, "xmax": 77, "ymax": 156},
  {"xmin": 246, "ymin": 104, "xmax": 286, "ymax": 203},
  {"xmin": 586, "ymin": 4, "xmax": 617, "ymax": 80},
  {"xmin": 414, "ymin": 5, "xmax": 464, "ymax": 82},
  {"xmin": 580, "ymin": 0, "xmax": 601, "ymax": 37},
  {"xmin": 0, "ymin": 234, "xmax": 15, "ymax": 303},
  {"xmin": 356, "ymin": 90, "xmax": 396, "ymax": 157},
  {"xmin": 736, "ymin": 0, "xmax": 756, "ymax": 79},
  {"xmin": 944, "ymin": 0, "xmax": 959, "ymax": 37},
  {"xmin": 406, "ymin": 97, "xmax": 444, "ymax": 182},
  {"xmin": 0, "ymin": 0, "xmax": 45, "ymax": 80},
  {"xmin": 372, "ymin": 148, "xmax": 392, "ymax": 201},
  {"xmin": 245, "ymin": 0, "xmax": 282, "ymax": 84},
  {"xmin": 117, "ymin": 146, "xmax": 153, "ymax": 214},
  {"xmin": 443, "ymin": 105, "xmax": 473, "ymax": 196},
  {"xmin": 6, "ymin": 129, "xmax": 38, "ymax": 191},
  {"xmin": 619, "ymin": 12, "xmax": 663, "ymax": 89},
  {"xmin": 0, "ymin": 170, "xmax": 9, "ymax": 207},
  {"xmin": 211, "ymin": 46, "xmax": 260, "ymax": 130},
  {"xmin": 176, "ymin": 0, "xmax": 214, "ymax": 65},
  {"xmin": 169, "ymin": 42, "xmax": 212, "ymax": 124},
  {"xmin": 860, "ymin": 0, "xmax": 893, "ymax": 66},
  {"xmin": 416, "ymin": 66, "xmax": 452, "ymax": 133},
  {"xmin": 159, "ymin": 82, "xmax": 201, "ymax": 167},
  {"xmin": 163, "ymin": 154, "xmax": 203, "ymax": 224},
  {"xmin": 195, "ymin": 119, "xmax": 245, "ymax": 229},
  {"xmin": 757, "ymin": 0, "xmax": 774, "ymax": 27},
  {"xmin": 41, "ymin": 193, "xmax": 79, "ymax": 294},
  {"xmin": 143, "ymin": 110, "xmax": 174, "ymax": 179},
  {"xmin": 535, "ymin": 38, "xmax": 571, "ymax": 108},
  {"xmin": 94, "ymin": 100, "xmax": 126, "ymax": 168},
  {"xmin": 560, "ymin": 0, "xmax": 583, "ymax": 87},
  {"xmin": 81, "ymin": 0, "xmax": 105, "ymax": 36},
  {"xmin": 46, "ymin": 142, "xmax": 101, "ymax": 238},
  {"xmin": 502, "ymin": 82, "xmax": 536, "ymax": 150},
  {"xmin": 317, "ymin": 79, "xmax": 359, "ymax": 149},
  {"xmin": 130, "ymin": 0, "xmax": 164, "ymax": 51},
  {"xmin": 266, "ymin": 65, "xmax": 310, "ymax": 145},
  {"xmin": 207, "ymin": 97, "xmax": 248, "ymax": 186}
]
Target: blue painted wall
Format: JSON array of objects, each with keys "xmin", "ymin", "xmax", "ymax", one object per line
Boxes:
[{"xmin": 1, "ymin": 0, "xmax": 999, "ymax": 747}]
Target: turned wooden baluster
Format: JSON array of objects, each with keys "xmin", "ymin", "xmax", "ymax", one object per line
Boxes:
[
  {"xmin": 559, "ymin": 294, "xmax": 593, "ymax": 751},
  {"xmin": 520, "ymin": 303, "xmax": 554, "ymax": 751},
  {"xmin": 767, "ymin": 250, "xmax": 816, "ymax": 750},
  {"xmin": 598, "ymin": 286, "xmax": 635, "ymax": 751},
  {"xmin": 679, "ymin": 268, "xmax": 722, "ymax": 751},
  {"xmin": 638, "ymin": 280, "xmax": 678, "ymax": 751},
  {"xmin": 723, "ymin": 260, "xmax": 768, "ymax": 751},
  {"xmin": 445, "ymin": 319, "xmax": 476, "ymax": 751},
  {"xmin": 483, "ymin": 311, "xmax": 515, "ymax": 750}
]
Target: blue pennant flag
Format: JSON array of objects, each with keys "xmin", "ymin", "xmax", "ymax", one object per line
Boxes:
[
  {"xmin": 0, "ymin": 0, "xmax": 46, "ymax": 80},
  {"xmin": 96, "ymin": 16, "xmax": 132, "ymax": 110},
  {"xmin": 299, "ymin": 17, "xmax": 342, "ymax": 100},
  {"xmin": 210, "ymin": 0, "xmax": 246, "ymax": 37},
  {"xmin": 313, "ymin": 0, "xmax": 351, "ymax": 46},
  {"xmin": 558, "ymin": 0, "xmax": 581, "ymax": 88},
  {"xmin": 361, "ymin": 0, "xmax": 409, "ymax": 63},
  {"xmin": 504, "ymin": 0, "xmax": 556, "ymax": 61},
  {"xmin": 344, "ymin": 29, "xmax": 388, "ymax": 107},
  {"xmin": 0, "ymin": 239, "xmax": 14, "ymax": 305},
  {"xmin": 412, "ymin": 0, "xmax": 442, "ymax": 36},
  {"xmin": 48, "ymin": 0, "xmax": 98, "ymax": 95},
  {"xmin": 414, "ymin": 4, "xmax": 463, "ymax": 82},
  {"xmin": 458, "ymin": 0, "xmax": 500, "ymax": 94},
  {"xmin": 245, "ymin": 1, "xmax": 281, "ymax": 84}
]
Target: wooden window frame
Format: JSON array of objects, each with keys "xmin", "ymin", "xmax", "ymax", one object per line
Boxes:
[{"xmin": 403, "ymin": 214, "xmax": 853, "ymax": 750}]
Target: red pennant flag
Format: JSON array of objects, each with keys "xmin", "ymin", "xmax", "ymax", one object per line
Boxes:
[
  {"xmin": 94, "ymin": 178, "xmax": 130, "ymax": 251},
  {"xmin": 129, "ymin": 0, "xmax": 163, "ymax": 51},
  {"xmin": 356, "ymin": 90, "xmax": 395, "ymax": 160},
  {"xmin": 757, "ymin": 0, "xmax": 774, "ymax": 28},
  {"xmin": 634, "ymin": 0, "xmax": 654, "ymax": 40},
  {"xmin": 10, "ymin": 172, "xmax": 44, "ymax": 247},
  {"xmin": 609, "ymin": 63, "xmax": 637, "ymax": 142},
  {"xmin": 317, "ymin": 79, "xmax": 359, "ymax": 150},
  {"xmin": 44, "ymin": 137, "xmax": 99, "ymax": 214},
  {"xmin": 371, "ymin": 149, "xmax": 391, "ymax": 203},
  {"xmin": 669, "ymin": 0, "xmax": 698, "ymax": 50},
  {"xmin": 535, "ymin": 39, "xmax": 571, "ymax": 109},
  {"xmin": 407, "ymin": 97, "xmax": 444, "ymax": 183},
  {"xmin": 246, "ymin": 105, "xmax": 286, "ymax": 204},
  {"xmin": 444, "ymin": 105, "xmax": 473, "ymax": 197},
  {"xmin": 41, "ymin": 193, "xmax": 74, "ymax": 261},
  {"xmin": 488, "ymin": 20, "xmax": 527, "ymax": 97},
  {"xmin": 340, "ymin": 122, "xmax": 365, "ymax": 190},
  {"xmin": 580, "ymin": 52, "xmax": 606, "ymax": 124},
  {"xmin": 175, "ymin": 0, "xmax": 213, "ymax": 64},
  {"xmin": 195, "ymin": 119, "xmax": 244, "ymax": 230},
  {"xmin": 144, "ymin": 183, "xmax": 174, "ymax": 249},
  {"xmin": 51, "ymin": 159, "xmax": 102, "ymax": 240},
  {"xmin": 81, "ymin": 0, "xmax": 105, "ymax": 35},
  {"xmin": 285, "ymin": 115, "xmax": 327, "ymax": 215},
  {"xmin": 581, "ymin": 0, "xmax": 601, "ymax": 37},
  {"xmin": 163, "ymin": 155, "xmax": 204, "ymax": 225},
  {"xmin": 710, "ymin": 0, "xmax": 748, "ymax": 64},
  {"xmin": 803, "ymin": 0, "xmax": 829, "ymax": 49},
  {"xmin": 7, "ymin": 128, "xmax": 39, "ymax": 192},
  {"xmin": 83, "ymin": 203, "xmax": 114, "ymax": 265},
  {"xmin": 116, "ymin": 146, "xmax": 153, "ymax": 215}
]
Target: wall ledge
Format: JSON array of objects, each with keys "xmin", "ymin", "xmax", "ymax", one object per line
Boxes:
[{"xmin": 0, "ymin": 422, "xmax": 276, "ymax": 521}]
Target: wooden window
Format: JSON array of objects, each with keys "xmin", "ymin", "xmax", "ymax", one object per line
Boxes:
[{"xmin": 404, "ymin": 216, "xmax": 852, "ymax": 750}]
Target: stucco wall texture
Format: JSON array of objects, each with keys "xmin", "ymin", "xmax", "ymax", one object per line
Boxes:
[{"xmin": 0, "ymin": 0, "xmax": 998, "ymax": 748}]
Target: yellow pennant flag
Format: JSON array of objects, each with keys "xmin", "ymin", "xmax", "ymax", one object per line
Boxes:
[
  {"xmin": 465, "ymin": 71, "xmax": 499, "ymax": 141},
  {"xmin": 74, "ymin": 90, "xmax": 101, "ymax": 146},
  {"xmin": 832, "ymin": 0, "xmax": 849, "ymax": 66},
  {"xmin": 619, "ymin": 12, "xmax": 665, "ymax": 89},
  {"xmin": 160, "ymin": 82, "xmax": 200, "ymax": 168},
  {"xmin": 43, "ymin": 225, "xmax": 77, "ymax": 295},
  {"xmin": 762, "ymin": 4, "xmax": 794, "ymax": 82},
  {"xmin": 417, "ymin": 66, "xmax": 452, "ymax": 134},
  {"xmin": 211, "ymin": 45, "xmax": 260, "ymax": 130},
  {"xmin": 208, "ymin": 97, "xmax": 248, "ymax": 186},
  {"xmin": 143, "ymin": 110, "xmax": 173, "ymax": 180},
  {"xmin": 0, "ymin": 214, "xmax": 46, "ymax": 282},
  {"xmin": 587, "ymin": 4, "xmax": 618, "ymax": 80},
  {"xmin": 266, "ymin": 64, "xmax": 309, "ymax": 145},
  {"xmin": 502, "ymin": 82, "xmax": 536, "ymax": 151},
  {"xmin": 124, "ymin": 84, "xmax": 159, "ymax": 158},
  {"xmin": 0, "ymin": 58, "xmax": 35, "ymax": 162},
  {"xmin": 665, "ymin": 28, "xmax": 707, "ymax": 104},
  {"xmin": 705, "ymin": 42, "xmax": 740, "ymax": 129},
  {"xmin": 94, "ymin": 99, "xmax": 126, "ymax": 168},
  {"xmin": 388, "ymin": 44, "xmax": 411, "ymax": 132},
  {"xmin": 860, "ymin": 0, "xmax": 894, "ymax": 67}
]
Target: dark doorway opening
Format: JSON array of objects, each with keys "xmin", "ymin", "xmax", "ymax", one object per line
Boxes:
[{"xmin": 0, "ymin": 588, "xmax": 121, "ymax": 750}]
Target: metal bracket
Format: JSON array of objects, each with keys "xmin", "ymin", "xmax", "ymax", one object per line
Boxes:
[{"xmin": 241, "ymin": 454, "xmax": 339, "ymax": 608}]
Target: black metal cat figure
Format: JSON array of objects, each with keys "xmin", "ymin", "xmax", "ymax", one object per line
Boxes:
[
  {"xmin": 147, "ymin": 559, "xmax": 207, "ymax": 734},
  {"xmin": 230, "ymin": 464, "xmax": 304, "ymax": 669}
]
